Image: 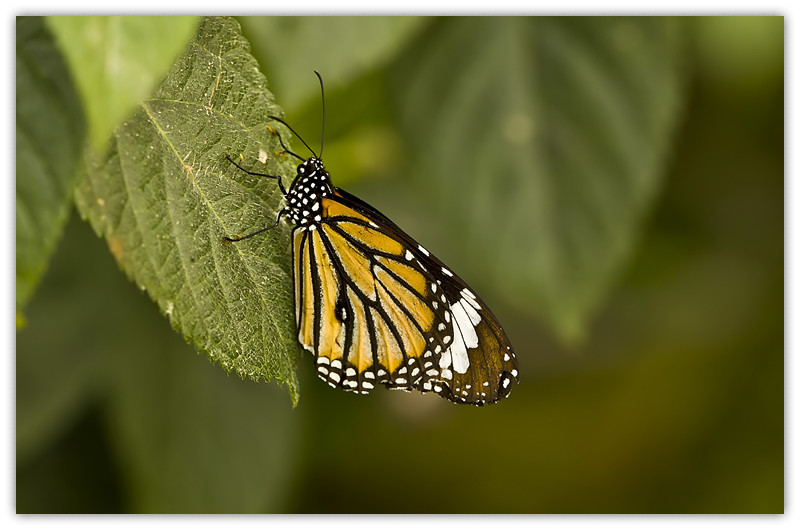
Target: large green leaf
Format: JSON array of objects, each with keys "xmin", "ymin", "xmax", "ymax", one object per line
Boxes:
[
  {"xmin": 46, "ymin": 16, "xmax": 198, "ymax": 150},
  {"xmin": 74, "ymin": 17, "xmax": 302, "ymax": 403},
  {"xmin": 104, "ymin": 303, "xmax": 300, "ymax": 513},
  {"xmin": 16, "ymin": 215, "xmax": 101, "ymax": 465},
  {"xmin": 392, "ymin": 17, "xmax": 686, "ymax": 341},
  {"xmin": 16, "ymin": 16, "xmax": 86, "ymax": 320},
  {"xmin": 240, "ymin": 16, "xmax": 427, "ymax": 112}
]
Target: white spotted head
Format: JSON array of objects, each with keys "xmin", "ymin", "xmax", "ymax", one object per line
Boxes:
[{"xmin": 286, "ymin": 157, "xmax": 333, "ymax": 226}]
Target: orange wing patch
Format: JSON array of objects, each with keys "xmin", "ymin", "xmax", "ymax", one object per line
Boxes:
[
  {"xmin": 322, "ymin": 226, "xmax": 376, "ymax": 300},
  {"xmin": 313, "ymin": 231, "xmax": 345, "ymax": 362},
  {"xmin": 335, "ymin": 221, "xmax": 404, "ymax": 257},
  {"xmin": 345, "ymin": 286, "xmax": 372, "ymax": 373},
  {"xmin": 374, "ymin": 263, "xmax": 434, "ymax": 332},
  {"xmin": 322, "ymin": 199, "xmax": 372, "ymax": 224},
  {"xmin": 375, "ymin": 255, "xmax": 428, "ymax": 298},
  {"xmin": 369, "ymin": 305, "xmax": 404, "ymax": 373}
]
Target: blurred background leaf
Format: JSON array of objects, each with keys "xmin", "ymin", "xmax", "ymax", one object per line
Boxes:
[
  {"xmin": 73, "ymin": 17, "xmax": 302, "ymax": 403},
  {"xmin": 389, "ymin": 17, "xmax": 686, "ymax": 342},
  {"xmin": 16, "ymin": 15, "xmax": 783, "ymax": 514},
  {"xmin": 46, "ymin": 16, "xmax": 198, "ymax": 150},
  {"xmin": 694, "ymin": 15, "xmax": 785, "ymax": 97},
  {"xmin": 240, "ymin": 16, "xmax": 427, "ymax": 113},
  {"xmin": 16, "ymin": 17, "xmax": 85, "ymax": 322}
]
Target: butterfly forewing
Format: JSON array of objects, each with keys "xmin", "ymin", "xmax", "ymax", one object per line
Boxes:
[{"xmin": 288, "ymin": 178, "xmax": 518, "ymax": 405}]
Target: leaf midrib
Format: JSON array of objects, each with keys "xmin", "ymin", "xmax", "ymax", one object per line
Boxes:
[{"xmin": 139, "ymin": 96, "xmax": 295, "ymax": 375}]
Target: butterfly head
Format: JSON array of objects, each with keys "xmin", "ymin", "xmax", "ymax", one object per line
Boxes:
[{"xmin": 285, "ymin": 157, "xmax": 333, "ymax": 226}]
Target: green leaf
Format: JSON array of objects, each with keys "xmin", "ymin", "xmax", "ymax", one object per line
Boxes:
[
  {"xmin": 16, "ymin": 16, "xmax": 86, "ymax": 317},
  {"xmin": 74, "ymin": 16, "xmax": 302, "ymax": 403},
  {"xmin": 105, "ymin": 308, "xmax": 300, "ymax": 513},
  {"xmin": 46, "ymin": 16, "xmax": 199, "ymax": 150},
  {"xmin": 240, "ymin": 16, "xmax": 427, "ymax": 111},
  {"xmin": 16, "ymin": 214, "xmax": 115, "ymax": 465},
  {"xmin": 392, "ymin": 17, "xmax": 686, "ymax": 342}
]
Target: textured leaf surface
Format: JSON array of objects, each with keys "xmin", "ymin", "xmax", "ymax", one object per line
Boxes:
[
  {"xmin": 393, "ymin": 17, "xmax": 686, "ymax": 341},
  {"xmin": 240, "ymin": 16, "xmax": 427, "ymax": 111},
  {"xmin": 74, "ymin": 17, "xmax": 302, "ymax": 403},
  {"xmin": 16, "ymin": 16, "xmax": 86, "ymax": 318},
  {"xmin": 46, "ymin": 16, "xmax": 198, "ymax": 150}
]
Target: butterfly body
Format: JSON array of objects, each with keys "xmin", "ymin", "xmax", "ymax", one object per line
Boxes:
[
  {"xmin": 284, "ymin": 158, "xmax": 333, "ymax": 226},
  {"xmin": 270, "ymin": 156, "xmax": 519, "ymax": 405}
]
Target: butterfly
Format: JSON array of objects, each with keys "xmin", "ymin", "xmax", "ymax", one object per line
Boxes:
[{"xmin": 224, "ymin": 72, "xmax": 518, "ymax": 405}]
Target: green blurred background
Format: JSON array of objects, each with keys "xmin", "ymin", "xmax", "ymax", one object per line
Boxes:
[{"xmin": 16, "ymin": 16, "xmax": 783, "ymax": 513}]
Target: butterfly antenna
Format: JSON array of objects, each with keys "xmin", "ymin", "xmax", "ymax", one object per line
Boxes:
[
  {"xmin": 315, "ymin": 70, "xmax": 325, "ymax": 159},
  {"xmin": 268, "ymin": 115, "xmax": 318, "ymax": 159}
]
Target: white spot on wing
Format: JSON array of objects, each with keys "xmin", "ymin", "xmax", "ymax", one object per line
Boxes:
[
  {"xmin": 439, "ymin": 347, "xmax": 452, "ymax": 369},
  {"xmin": 461, "ymin": 297, "xmax": 481, "ymax": 325},
  {"xmin": 462, "ymin": 289, "xmax": 481, "ymax": 311},
  {"xmin": 448, "ymin": 298, "xmax": 480, "ymax": 374}
]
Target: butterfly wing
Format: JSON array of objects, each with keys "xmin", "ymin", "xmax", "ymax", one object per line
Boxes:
[{"xmin": 293, "ymin": 187, "xmax": 519, "ymax": 405}]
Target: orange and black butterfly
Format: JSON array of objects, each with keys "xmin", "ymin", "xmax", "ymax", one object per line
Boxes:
[{"xmin": 224, "ymin": 72, "xmax": 518, "ymax": 405}]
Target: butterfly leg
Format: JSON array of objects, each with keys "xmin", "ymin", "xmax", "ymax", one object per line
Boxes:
[
  {"xmin": 225, "ymin": 155, "xmax": 287, "ymax": 196},
  {"xmin": 223, "ymin": 209, "xmax": 286, "ymax": 243}
]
